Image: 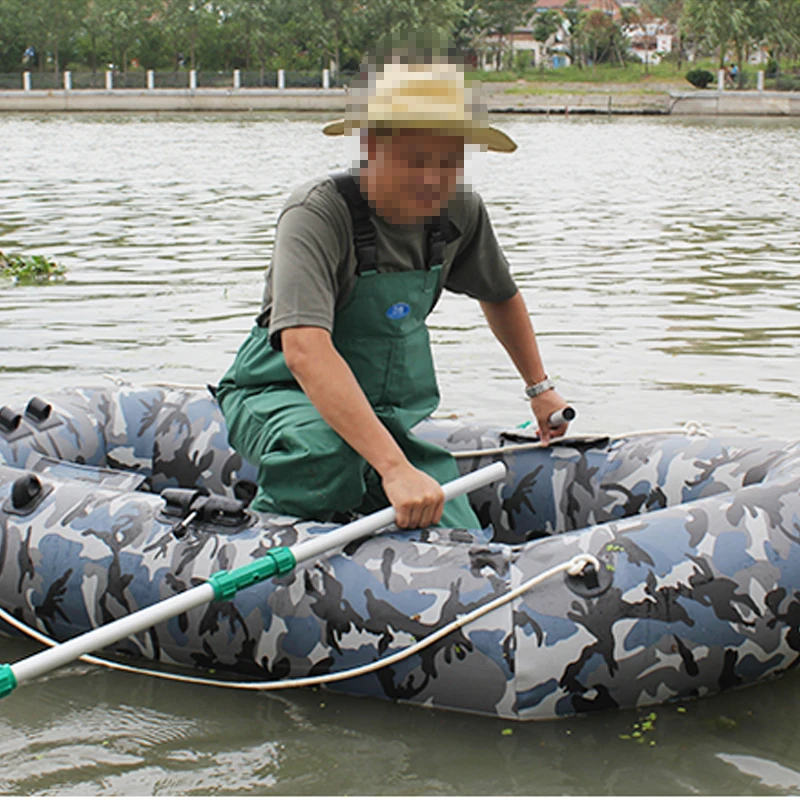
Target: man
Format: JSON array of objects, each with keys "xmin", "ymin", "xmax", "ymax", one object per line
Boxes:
[{"xmin": 218, "ymin": 56, "xmax": 570, "ymax": 530}]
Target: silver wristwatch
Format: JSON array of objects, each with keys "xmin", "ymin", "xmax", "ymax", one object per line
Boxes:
[{"xmin": 524, "ymin": 377, "xmax": 555, "ymax": 399}]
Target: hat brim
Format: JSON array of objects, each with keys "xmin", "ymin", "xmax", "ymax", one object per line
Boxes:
[{"xmin": 321, "ymin": 118, "xmax": 517, "ymax": 153}]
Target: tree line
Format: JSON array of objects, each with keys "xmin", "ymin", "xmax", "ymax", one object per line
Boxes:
[{"xmin": 0, "ymin": 0, "xmax": 798, "ymax": 79}]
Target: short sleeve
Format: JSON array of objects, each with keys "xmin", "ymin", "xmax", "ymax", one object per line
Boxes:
[
  {"xmin": 444, "ymin": 193, "xmax": 518, "ymax": 303},
  {"xmin": 267, "ymin": 186, "xmax": 350, "ymax": 347}
]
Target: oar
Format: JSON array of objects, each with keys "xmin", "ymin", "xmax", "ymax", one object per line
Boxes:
[{"xmin": 0, "ymin": 461, "xmax": 506, "ymax": 698}]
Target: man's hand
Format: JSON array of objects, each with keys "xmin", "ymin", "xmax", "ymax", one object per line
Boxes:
[
  {"xmin": 381, "ymin": 462, "xmax": 445, "ymax": 529},
  {"xmin": 283, "ymin": 328, "xmax": 446, "ymax": 527},
  {"xmin": 531, "ymin": 389, "xmax": 570, "ymax": 445}
]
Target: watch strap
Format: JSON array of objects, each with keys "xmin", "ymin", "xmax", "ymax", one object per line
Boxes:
[{"xmin": 525, "ymin": 377, "xmax": 555, "ymax": 399}]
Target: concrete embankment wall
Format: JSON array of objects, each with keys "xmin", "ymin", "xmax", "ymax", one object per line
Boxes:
[
  {"xmin": 0, "ymin": 88, "xmax": 347, "ymax": 113},
  {"xmin": 3, "ymin": 87, "xmax": 800, "ymax": 116},
  {"xmin": 669, "ymin": 90, "xmax": 800, "ymax": 115}
]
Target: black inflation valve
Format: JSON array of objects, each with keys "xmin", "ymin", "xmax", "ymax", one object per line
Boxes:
[
  {"xmin": 5, "ymin": 473, "xmax": 51, "ymax": 515},
  {"xmin": 0, "ymin": 406, "xmax": 21, "ymax": 434},
  {"xmin": 25, "ymin": 397, "xmax": 52, "ymax": 423}
]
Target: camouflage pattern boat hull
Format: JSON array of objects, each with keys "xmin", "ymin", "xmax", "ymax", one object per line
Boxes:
[{"xmin": 1, "ymin": 383, "xmax": 800, "ymax": 720}]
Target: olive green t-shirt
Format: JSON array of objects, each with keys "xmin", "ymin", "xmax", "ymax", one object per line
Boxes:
[{"xmin": 258, "ymin": 175, "xmax": 518, "ymax": 347}]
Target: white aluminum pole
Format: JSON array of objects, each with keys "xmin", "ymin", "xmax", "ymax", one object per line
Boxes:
[
  {"xmin": 291, "ymin": 462, "xmax": 505, "ymax": 563},
  {"xmin": 11, "ymin": 583, "xmax": 216, "ymax": 684}
]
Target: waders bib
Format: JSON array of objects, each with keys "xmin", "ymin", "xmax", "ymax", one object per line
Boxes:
[{"xmin": 218, "ymin": 174, "xmax": 479, "ymax": 529}]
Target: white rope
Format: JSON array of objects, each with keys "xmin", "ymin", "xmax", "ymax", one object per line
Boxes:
[
  {"xmin": 452, "ymin": 420, "xmax": 711, "ymax": 459},
  {"xmin": 102, "ymin": 374, "xmax": 209, "ymax": 391},
  {"xmin": 0, "ymin": 553, "xmax": 600, "ymax": 691}
]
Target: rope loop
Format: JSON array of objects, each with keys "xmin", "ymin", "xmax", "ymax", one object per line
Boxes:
[
  {"xmin": 565, "ymin": 553, "xmax": 601, "ymax": 577},
  {"xmin": 683, "ymin": 420, "xmax": 710, "ymax": 438}
]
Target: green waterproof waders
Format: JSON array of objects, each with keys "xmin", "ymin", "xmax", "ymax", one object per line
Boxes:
[{"xmin": 217, "ymin": 175, "xmax": 480, "ymax": 529}]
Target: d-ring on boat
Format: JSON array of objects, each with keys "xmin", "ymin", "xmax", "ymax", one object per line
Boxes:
[{"xmin": 1, "ymin": 381, "xmax": 799, "ymax": 720}]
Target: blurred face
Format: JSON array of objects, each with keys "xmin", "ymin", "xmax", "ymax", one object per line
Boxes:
[{"xmin": 363, "ymin": 128, "xmax": 465, "ymax": 224}]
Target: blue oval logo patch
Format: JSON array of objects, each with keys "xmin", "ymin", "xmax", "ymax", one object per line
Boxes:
[{"xmin": 386, "ymin": 302, "xmax": 411, "ymax": 320}]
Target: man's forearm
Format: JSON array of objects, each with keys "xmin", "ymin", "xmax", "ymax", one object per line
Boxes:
[
  {"xmin": 281, "ymin": 327, "xmax": 407, "ymax": 477},
  {"xmin": 480, "ymin": 291, "xmax": 548, "ymax": 386}
]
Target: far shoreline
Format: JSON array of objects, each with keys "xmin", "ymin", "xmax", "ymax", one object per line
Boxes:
[{"xmin": 1, "ymin": 85, "xmax": 799, "ymax": 116}]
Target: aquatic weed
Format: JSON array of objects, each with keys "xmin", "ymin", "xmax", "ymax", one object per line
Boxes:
[
  {"xmin": 0, "ymin": 251, "xmax": 66, "ymax": 284},
  {"xmin": 619, "ymin": 710, "xmax": 658, "ymax": 746}
]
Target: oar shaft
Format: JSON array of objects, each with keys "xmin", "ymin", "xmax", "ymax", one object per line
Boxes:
[
  {"xmin": 11, "ymin": 583, "xmax": 216, "ymax": 685},
  {"xmin": 291, "ymin": 461, "xmax": 506, "ymax": 563}
]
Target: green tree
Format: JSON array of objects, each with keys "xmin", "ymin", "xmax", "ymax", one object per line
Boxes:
[
  {"xmin": 683, "ymin": 0, "xmax": 772, "ymax": 85},
  {"xmin": 0, "ymin": 0, "xmax": 27, "ymax": 72},
  {"xmin": 309, "ymin": 0, "xmax": 356, "ymax": 76},
  {"xmin": 471, "ymin": 0, "xmax": 534, "ymax": 70},
  {"xmin": 80, "ymin": 0, "xmax": 107, "ymax": 76},
  {"xmin": 562, "ymin": 0, "xmax": 586, "ymax": 68},
  {"xmin": 97, "ymin": 0, "xmax": 154, "ymax": 77},
  {"xmin": 531, "ymin": 8, "xmax": 562, "ymax": 72},
  {"xmin": 583, "ymin": 9, "xmax": 626, "ymax": 67},
  {"xmin": 15, "ymin": 0, "xmax": 86, "ymax": 75},
  {"xmin": 161, "ymin": 0, "xmax": 221, "ymax": 71},
  {"xmin": 755, "ymin": 0, "xmax": 800, "ymax": 74},
  {"xmin": 351, "ymin": 0, "xmax": 464, "ymax": 62}
]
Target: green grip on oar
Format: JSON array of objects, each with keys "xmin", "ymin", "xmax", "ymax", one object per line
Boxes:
[
  {"xmin": 0, "ymin": 664, "xmax": 16, "ymax": 698},
  {"xmin": 207, "ymin": 546, "xmax": 296, "ymax": 602}
]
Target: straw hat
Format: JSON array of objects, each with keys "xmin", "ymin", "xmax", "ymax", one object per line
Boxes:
[{"xmin": 322, "ymin": 61, "xmax": 517, "ymax": 153}]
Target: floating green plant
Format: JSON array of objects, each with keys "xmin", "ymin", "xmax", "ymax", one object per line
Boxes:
[
  {"xmin": 0, "ymin": 251, "xmax": 66, "ymax": 284},
  {"xmin": 619, "ymin": 710, "xmax": 658, "ymax": 745}
]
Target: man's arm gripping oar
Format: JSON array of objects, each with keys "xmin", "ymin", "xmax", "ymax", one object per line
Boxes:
[{"xmin": 0, "ymin": 461, "xmax": 506, "ymax": 698}]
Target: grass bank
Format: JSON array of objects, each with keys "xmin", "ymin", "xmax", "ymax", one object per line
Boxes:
[{"xmin": 471, "ymin": 60, "xmax": 800, "ymax": 93}]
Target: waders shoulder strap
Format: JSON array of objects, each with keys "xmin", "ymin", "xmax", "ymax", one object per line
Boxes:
[{"xmin": 332, "ymin": 172, "xmax": 377, "ymax": 274}]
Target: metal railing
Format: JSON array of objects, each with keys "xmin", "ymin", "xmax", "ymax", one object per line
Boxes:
[{"xmin": 0, "ymin": 69, "xmax": 349, "ymax": 91}]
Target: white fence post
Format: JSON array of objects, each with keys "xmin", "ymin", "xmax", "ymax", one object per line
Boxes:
[
  {"xmin": 322, "ymin": 68, "xmax": 330, "ymax": 89},
  {"xmin": 233, "ymin": 69, "xmax": 241, "ymax": 89},
  {"xmin": 23, "ymin": 71, "xmax": 31, "ymax": 91},
  {"xmin": 105, "ymin": 70, "xmax": 113, "ymax": 91},
  {"xmin": 63, "ymin": 71, "xmax": 72, "ymax": 91},
  {"xmin": 757, "ymin": 70, "xmax": 764, "ymax": 92},
  {"xmin": 717, "ymin": 69, "xmax": 725, "ymax": 91},
  {"xmin": 147, "ymin": 69, "xmax": 155, "ymax": 90},
  {"xmin": 189, "ymin": 69, "xmax": 197, "ymax": 90},
  {"xmin": 278, "ymin": 68, "xmax": 285, "ymax": 90}
]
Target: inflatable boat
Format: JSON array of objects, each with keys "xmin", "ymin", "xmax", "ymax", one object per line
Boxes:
[{"xmin": 1, "ymin": 382, "xmax": 799, "ymax": 721}]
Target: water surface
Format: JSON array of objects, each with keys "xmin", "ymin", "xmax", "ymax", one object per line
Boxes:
[{"xmin": 1, "ymin": 113, "xmax": 800, "ymax": 795}]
